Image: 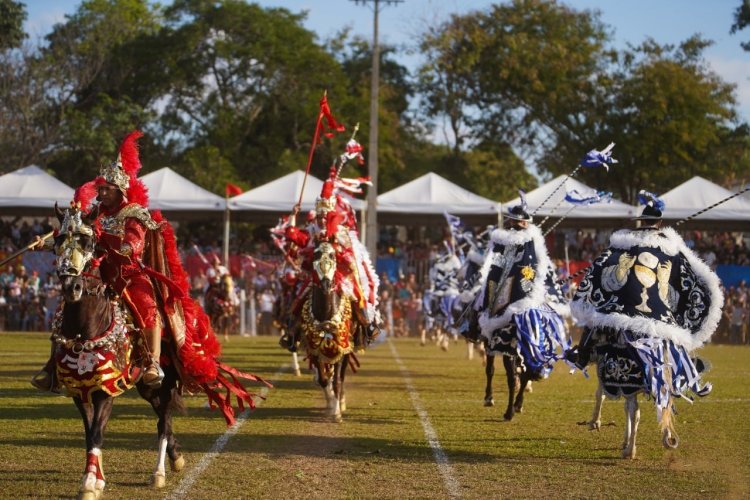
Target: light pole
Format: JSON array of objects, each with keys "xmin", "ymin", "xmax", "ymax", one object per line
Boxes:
[{"xmin": 351, "ymin": 0, "xmax": 403, "ymax": 257}]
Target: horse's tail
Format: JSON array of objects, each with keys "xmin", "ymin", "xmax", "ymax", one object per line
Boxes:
[{"xmin": 170, "ymin": 387, "xmax": 187, "ymax": 416}]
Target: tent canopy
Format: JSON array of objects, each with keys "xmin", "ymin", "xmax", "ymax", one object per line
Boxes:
[
  {"xmin": 660, "ymin": 176, "xmax": 750, "ymax": 225},
  {"xmin": 141, "ymin": 167, "xmax": 225, "ymax": 214},
  {"xmin": 376, "ymin": 172, "xmax": 500, "ymax": 225},
  {"xmin": 504, "ymin": 175, "xmax": 637, "ymax": 223},
  {"xmin": 228, "ymin": 170, "xmax": 365, "ymax": 223},
  {"xmin": 0, "ymin": 165, "xmax": 75, "ymax": 216}
]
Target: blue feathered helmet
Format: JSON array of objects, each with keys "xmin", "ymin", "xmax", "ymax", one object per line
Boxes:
[
  {"xmin": 506, "ymin": 189, "xmax": 533, "ymax": 222},
  {"xmin": 634, "ymin": 190, "xmax": 665, "ymax": 221}
]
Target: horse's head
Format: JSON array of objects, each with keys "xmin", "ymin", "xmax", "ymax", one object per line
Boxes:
[
  {"xmin": 313, "ymin": 240, "xmax": 337, "ymax": 295},
  {"xmin": 54, "ymin": 203, "xmax": 99, "ymax": 302}
]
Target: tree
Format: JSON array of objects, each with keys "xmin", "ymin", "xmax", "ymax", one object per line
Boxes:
[
  {"xmin": 731, "ymin": 0, "xmax": 750, "ymax": 51},
  {"xmin": 0, "ymin": 0, "xmax": 26, "ymax": 50},
  {"xmin": 566, "ymin": 37, "xmax": 745, "ymax": 202}
]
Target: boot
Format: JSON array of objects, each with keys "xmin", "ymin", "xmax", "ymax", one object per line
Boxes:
[
  {"xmin": 142, "ymin": 326, "xmax": 164, "ymax": 388},
  {"xmin": 31, "ymin": 342, "xmax": 61, "ymax": 393}
]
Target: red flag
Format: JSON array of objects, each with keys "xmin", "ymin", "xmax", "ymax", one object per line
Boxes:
[
  {"xmin": 226, "ymin": 183, "xmax": 243, "ymax": 197},
  {"xmin": 319, "ymin": 93, "xmax": 345, "ymax": 139}
]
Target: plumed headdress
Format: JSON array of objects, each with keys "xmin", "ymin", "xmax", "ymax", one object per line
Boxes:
[
  {"xmin": 96, "ymin": 130, "xmax": 149, "ymax": 206},
  {"xmin": 315, "ymin": 167, "xmax": 337, "ymax": 214},
  {"xmin": 506, "ymin": 189, "xmax": 533, "ymax": 222},
  {"xmin": 634, "ymin": 189, "xmax": 664, "ymax": 221}
]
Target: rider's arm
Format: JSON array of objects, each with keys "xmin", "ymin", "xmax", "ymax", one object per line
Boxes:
[{"xmin": 119, "ymin": 218, "xmax": 147, "ymax": 259}]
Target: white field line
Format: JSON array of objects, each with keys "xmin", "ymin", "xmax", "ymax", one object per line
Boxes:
[
  {"xmin": 388, "ymin": 338, "xmax": 462, "ymax": 499},
  {"xmin": 165, "ymin": 364, "xmax": 289, "ymax": 500}
]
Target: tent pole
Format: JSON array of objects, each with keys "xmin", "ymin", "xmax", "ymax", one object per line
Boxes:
[
  {"xmin": 360, "ymin": 201, "xmax": 367, "ymax": 245},
  {"xmin": 223, "ymin": 197, "xmax": 230, "ymax": 265}
]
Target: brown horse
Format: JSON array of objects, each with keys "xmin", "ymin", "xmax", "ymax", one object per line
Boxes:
[
  {"xmin": 300, "ymin": 241, "xmax": 357, "ymax": 422},
  {"xmin": 51, "ymin": 205, "xmax": 185, "ymax": 498}
]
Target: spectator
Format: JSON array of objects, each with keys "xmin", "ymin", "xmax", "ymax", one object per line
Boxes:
[{"xmin": 257, "ymin": 288, "xmax": 275, "ymax": 335}]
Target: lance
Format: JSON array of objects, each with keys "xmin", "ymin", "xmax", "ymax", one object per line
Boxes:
[
  {"xmin": 192, "ymin": 244, "xmax": 210, "ymax": 266},
  {"xmin": 675, "ymin": 184, "xmax": 750, "ymax": 226},
  {"xmin": 556, "ymin": 184, "xmax": 750, "ymax": 285},
  {"xmin": 336, "ymin": 122, "xmax": 360, "ymax": 178},
  {"xmin": 0, "ymin": 231, "xmax": 55, "ymax": 268},
  {"xmin": 542, "ymin": 205, "xmax": 579, "ymax": 237},
  {"xmin": 536, "ymin": 143, "xmax": 616, "ymax": 228},
  {"xmin": 295, "ymin": 90, "xmax": 328, "ymax": 217}
]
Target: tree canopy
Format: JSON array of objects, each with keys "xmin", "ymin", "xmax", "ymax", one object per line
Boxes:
[{"xmin": 1, "ymin": 0, "xmax": 748, "ymax": 208}]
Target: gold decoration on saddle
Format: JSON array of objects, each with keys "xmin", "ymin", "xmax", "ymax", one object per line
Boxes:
[{"xmin": 301, "ymin": 297, "xmax": 352, "ymax": 362}]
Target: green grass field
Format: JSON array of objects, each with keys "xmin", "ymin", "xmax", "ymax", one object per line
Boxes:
[{"xmin": 0, "ymin": 332, "xmax": 748, "ymax": 499}]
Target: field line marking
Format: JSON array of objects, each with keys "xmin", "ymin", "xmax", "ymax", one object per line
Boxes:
[
  {"xmin": 388, "ymin": 338, "xmax": 462, "ymax": 499},
  {"xmin": 165, "ymin": 363, "xmax": 289, "ymax": 500}
]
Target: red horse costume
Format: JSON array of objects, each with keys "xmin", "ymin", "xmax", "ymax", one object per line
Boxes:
[{"xmin": 35, "ymin": 131, "xmax": 268, "ymax": 424}]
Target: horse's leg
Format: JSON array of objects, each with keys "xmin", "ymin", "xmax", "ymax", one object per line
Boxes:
[
  {"xmin": 591, "ymin": 383, "xmax": 605, "ymax": 430},
  {"xmin": 138, "ymin": 365, "xmax": 184, "ymax": 489},
  {"xmin": 467, "ymin": 340, "xmax": 474, "ymax": 360},
  {"xmin": 420, "ymin": 325, "xmax": 426, "ymax": 346},
  {"xmin": 339, "ymin": 355, "xmax": 349, "ymax": 413},
  {"xmin": 312, "ymin": 358, "xmax": 334, "ymax": 413},
  {"xmin": 503, "ymin": 355, "xmax": 518, "ymax": 421},
  {"xmin": 622, "ymin": 395, "xmax": 639, "ymax": 459},
  {"xmin": 291, "ymin": 351, "xmax": 301, "ymax": 376},
  {"xmin": 484, "ymin": 354, "xmax": 495, "ymax": 407},
  {"xmin": 330, "ymin": 360, "xmax": 343, "ymax": 423},
  {"xmin": 514, "ymin": 369, "xmax": 530, "ymax": 414},
  {"xmin": 77, "ymin": 392, "xmax": 113, "ymax": 499}
]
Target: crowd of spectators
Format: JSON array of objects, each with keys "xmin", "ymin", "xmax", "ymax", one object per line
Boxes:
[{"xmin": 1, "ymin": 216, "xmax": 748, "ymax": 344}]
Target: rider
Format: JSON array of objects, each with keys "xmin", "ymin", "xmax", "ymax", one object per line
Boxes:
[
  {"xmin": 284, "ymin": 170, "xmax": 380, "ymax": 344},
  {"xmin": 566, "ymin": 195, "xmax": 721, "ymax": 417},
  {"xmin": 470, "ymin": 199, "xmax": 568, "ymax": 379}
]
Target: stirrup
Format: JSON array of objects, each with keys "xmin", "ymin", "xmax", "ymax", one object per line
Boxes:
[{"xmin": 142, "ymin": 363, "xmax": 165, "ymax": 388}]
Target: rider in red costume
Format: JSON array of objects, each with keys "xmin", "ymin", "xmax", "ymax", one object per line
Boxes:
[
  {"xmin": 284, "ymin": 169, "xmax": 380, "ymax": 344},
  {"xmin": 32, "ymin": 132, "xmax": 247, "ymax": 406}
]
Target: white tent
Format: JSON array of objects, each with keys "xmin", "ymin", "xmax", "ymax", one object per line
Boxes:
[
  {"xmin": 504, "ymin": 175, "xmax": 637, "ymax": 221},
  {"xmin": 377, "ymin": 172, "xmax": 501, "ymax": 219},
  {"xmin": 0, "ymin": 165, "xmax": 75, "ymax": 215},
  {"xmin": 141, "ymin": 167, "xmax": 225, "ymax": 213},
  {"xmin": 660, "ymin": 176, "xmax": 750, "ymax": 222},
  {"xmin": 229, "ymin": 170, "xmax": 364, "ymax": 215}
]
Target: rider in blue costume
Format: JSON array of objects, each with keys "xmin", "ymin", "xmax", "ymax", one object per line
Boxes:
[
  {"xmin": 472, "ymin": 202, "xmax": 569, "ymax": 379},
  {"xmin": 566, "ymin": 198, "xmax": 722, "ymax": 419}
]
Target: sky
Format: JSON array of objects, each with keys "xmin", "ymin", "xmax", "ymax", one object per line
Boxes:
[{"xmin": 22, "ymin": 0, "xmax": 750, "ymax": 122}]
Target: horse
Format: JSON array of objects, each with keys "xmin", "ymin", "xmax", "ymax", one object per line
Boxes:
[
  {"xmin": 50, "ymin": 204, "xmax": 185, "ymax": 498},
  {"xmin": 204, "ymin": 275, "xmax": 237, "ymax": 340},
  {"xmin": 571, "ymin": 331, "xmax": 680, "ymax": 459},
  {"xmin": 300, "ymin": 240, "xmax": 357, "ymax": 423}
]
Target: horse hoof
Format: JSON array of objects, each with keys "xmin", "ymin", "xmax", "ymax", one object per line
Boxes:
[
  {"xmin": 333, "ymin": 414, "xmax": 343, "ymax": 423},
  {"xmin": 484, "ymin": 398, "xmax": 494, "ymax": 407},
  {"xmin": 294, "ymin": 369, "xmax": 302, "ymax": 377},
  {"xmin": 621, "ymin": 448, "xmax": 636, "ymax": 459},
  {"xmin": 78, "ymin": 492, "xmax": 98, "ymax": 500},
  {"xmin": 514, "ymin": 406, "xmax": 523, "ymax": 414},
  {"xmin": 151, "ymin": 472, "xmax": 166, "ymax": 489},
  {"xmin": 525, "ymin": 383, "xmax": 533, "ymax": 393},
  {"xmin": 589, "ymin": 421, "xmax": 601, "ymax": 431},
  {"xmin": 170, "ymin": 454, "xmax": 185, "ymax": 472},
  {"xmin": 503, "ymin": 412, "xmax": 513, "ymax": 421},
  {"xmin": 340, "ymin": 399, "xmax": 347, "ymax": 413}
]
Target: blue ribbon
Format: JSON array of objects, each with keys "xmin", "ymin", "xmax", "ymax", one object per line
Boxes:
[{"xmin": 580, "ymin": 142, "xmax": 618, "ymax": 170}]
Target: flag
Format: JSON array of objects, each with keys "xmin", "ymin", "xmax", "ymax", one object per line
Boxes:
[
  {"xmin": 226, "ymin": 183, "xmax": 243, "ymax": 197},
  {"xmin": 580, "ymin": 142, "xmax": 618, "ymax": 170},
  {"xmin": 319, "ymin": 92, "xmax": 345, "ymax": 139},
  {"xmin": 565, "ymin": 189, "xmax": 613, "ymax": 206}
]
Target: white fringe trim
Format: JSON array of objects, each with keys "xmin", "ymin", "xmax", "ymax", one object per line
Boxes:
[{"xmin": 574, "ymin": 226, "xmax": 724, "ymax": 350}]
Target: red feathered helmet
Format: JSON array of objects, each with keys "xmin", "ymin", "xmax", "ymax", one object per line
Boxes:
[
  {"xmin": 96, "ymin": 131, "xmax": 148, "ymax": 205},
  {"xmin": 315, "ymin": 167, "xmax": 337, "ymax": 215}
]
